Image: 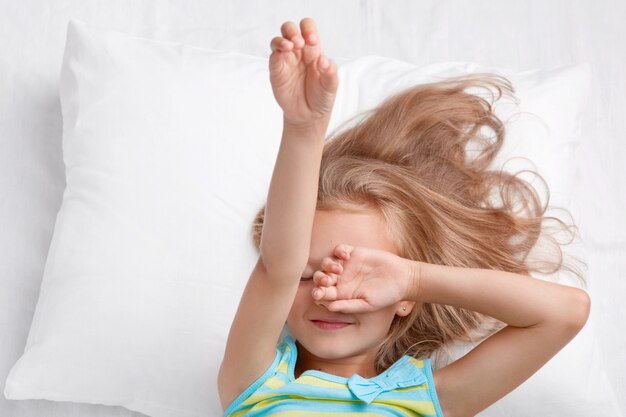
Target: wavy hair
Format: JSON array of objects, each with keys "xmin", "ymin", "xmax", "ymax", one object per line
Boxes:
[{"xmin": 251, "ymin": 73, "xmax": 587, "ymax": 373}]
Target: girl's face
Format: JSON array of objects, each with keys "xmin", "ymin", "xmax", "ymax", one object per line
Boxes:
[{"xmin": 286, "ymin": 208, "xmax": 415, "ymax": 376}]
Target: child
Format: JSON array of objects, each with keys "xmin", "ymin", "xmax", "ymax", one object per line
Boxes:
[{"xmin": 218, "ymin": 17, "xmax": 591, "ymax": 417}]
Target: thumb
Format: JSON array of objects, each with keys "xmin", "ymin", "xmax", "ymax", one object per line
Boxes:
[
  {"xmin": 317, "ymin": 55, "xmax": 338, "ymax": 92},
  {"xmin": 269, "ymin": 51, "xmax": 288, "ymax": 80}
]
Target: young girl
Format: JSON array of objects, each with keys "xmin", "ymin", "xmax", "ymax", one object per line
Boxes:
[{"xmin": 218, "ymin": 17, "xmax": 591, "ymax": 417}]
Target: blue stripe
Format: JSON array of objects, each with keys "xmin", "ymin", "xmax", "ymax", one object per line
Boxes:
[
  {"xmin": 264, "ymin": 383, "xmax": 356, "ymax": 401},
  {"xmin": 283, "ymin": 335, "xmax": 298, "ymax": 380},
  {"xmin": 423, "ymin": 358, "xmax": 445, "ymax": 417}
]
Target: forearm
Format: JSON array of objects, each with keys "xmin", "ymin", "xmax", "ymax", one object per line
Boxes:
[
  {"xmin": 260, "ymin": 118, "xmax": 328, "ymax": 280},
  {"xmin": 408, "ymin": 261, "xmax": 590, "ymax": 328}
]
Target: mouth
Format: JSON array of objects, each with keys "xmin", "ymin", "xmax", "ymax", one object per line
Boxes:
[{"xmin": 311, "ymin": 320, "xmax": 354, "ymax": 330}]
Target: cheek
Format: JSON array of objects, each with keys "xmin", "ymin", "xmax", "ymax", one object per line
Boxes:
[
  {"xmin": 358, "ymin": 306, "xmax": 398, "ymax": 327},
  {"xmin": 288, "ymin": 284, "xmax": 311, "ymax": 315}
]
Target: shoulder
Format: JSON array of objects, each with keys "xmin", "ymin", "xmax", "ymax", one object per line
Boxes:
[
  {"xmin": 407, "ymin": 356, "xmax": 448, "ymax": 417},
  {"xmin": 222, "ymin": 335, "xmax": 296, "ymax": 416}
]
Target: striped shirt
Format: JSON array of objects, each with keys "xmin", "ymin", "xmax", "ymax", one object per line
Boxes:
[{"xmin": 223, "ymin": 334, "xmax": 445, "ymax": 417}]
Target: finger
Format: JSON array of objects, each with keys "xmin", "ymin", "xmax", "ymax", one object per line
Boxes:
[
  {"xmin": 317, "ymin": 55, "xmax": 339, "ymax": 92},
  {"xmin": 312, "ymin": 284, "xmax": 338, "ymax": 301},
  {"xmin": 313, "ymin": 270, "xmax": 336, "ymax": 287},
  {"xmin": 318, "ymin": 54, "xmax": 330, "ymax": 71},
  {"xmin": 299, "ymin": 17, "xmax": 322, "ymax": 66},
  {"xmin": 327, "ymin": 299, "xmax": 371, "ymax": 314},
  {"xmin": 299, "ymin": 17, "xmax": 319, "ymax": 46},
  {"xmin": 321, "ymin": 257, "xmax": 342, "ymax": 274},
  {"xmin": 280, "ymin": 21, "xmax": 304, "ymax": 49},
  {"xmin": 270, "ymin": 36, "xmax": 293, "ymax": 53},
  {"xmin": 334, "ymin": 244, "xmax": 353, "ymax": 260}
]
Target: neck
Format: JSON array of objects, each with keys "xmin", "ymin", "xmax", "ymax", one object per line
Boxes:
[{"xmin": 294, "ymin": 340, "xmax": 379, "ymax": 379}]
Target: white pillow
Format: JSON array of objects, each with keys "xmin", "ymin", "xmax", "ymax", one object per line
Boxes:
[{"xmin": 5, "ymin": 18, "xmax": 617, "ymax": 417}]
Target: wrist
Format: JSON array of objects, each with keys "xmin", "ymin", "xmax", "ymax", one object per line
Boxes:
[
  {"xmin": 283, "ymin": 116, "xmax": 330, "ymax": 137},
  {"xmin": 405, "ymin": 258, "xmax": 423, "ymax": 301}
]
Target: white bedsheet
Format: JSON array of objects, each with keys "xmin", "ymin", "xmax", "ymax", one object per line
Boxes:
[{"xmin": 1, "ymin": 1, "xmax": 624, "ymax": 416}]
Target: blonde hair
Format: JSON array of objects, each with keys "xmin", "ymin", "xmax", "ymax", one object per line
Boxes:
[{"xmin": 251, "ymin": 73, "xmax": 587, "ymax": 374}]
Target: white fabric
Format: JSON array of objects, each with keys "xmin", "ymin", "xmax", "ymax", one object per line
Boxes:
[
  {"xmin": 1, "ymin": 2, "xmax": 624, "ymax": 417},
  {"xmin": 2, "ymin": 18, "xmax": 618, "ymax": 417}
]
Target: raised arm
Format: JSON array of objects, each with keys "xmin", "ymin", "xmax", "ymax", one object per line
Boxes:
[
  {"xmin": 409, "ymin": 262, "xmax": 591, "ymax": 417},
  {"xmin": 217, "ymin": 18, "xmax": 338, "ymax": 412}
]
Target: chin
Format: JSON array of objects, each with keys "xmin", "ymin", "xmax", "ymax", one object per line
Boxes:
[{"xmin": 297, "ymin": 335, "xmax": 357, "ymax": 358}]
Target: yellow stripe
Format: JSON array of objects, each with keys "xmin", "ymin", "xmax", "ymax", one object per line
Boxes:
[
  {"xmin": 241, "ymin": 391, "xmax": 281, "ymax": 406},
  {"xmin": 277, "ymin": 358, "xmax": 289, "ymax": 374},
  {"xmin": 407, "ymin": 357, "xmax": 425, "ymax": 368},
  {"xmin": 373, "ymin": 401, "xmax": 431, "ymax": 417},
  {"xmin": 293, "ymin": 375, "xmax": 346, "ymax": 389},
  {"xmin": 265, "ymin": 376, "xmax": 287, "ymax": 389},
  {"xmin": 378, "ymin": 398, "xmax": 436, "ymax": 415}
]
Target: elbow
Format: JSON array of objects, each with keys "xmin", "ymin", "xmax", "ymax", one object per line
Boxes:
[
  {"xmin": 564, "ymin": 288, "xmax": 591, "ymax": 331},
  {"xmin": 258, "ymin": 235, "xmax": 310, "ymax": 279},
  {"xmin": 535, "ymin": 288, "xmax": 591, "ymax": 340}
]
